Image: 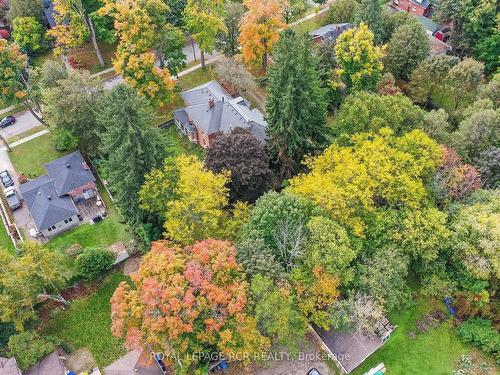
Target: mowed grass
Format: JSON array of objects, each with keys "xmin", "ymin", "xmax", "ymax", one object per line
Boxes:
[
  {"xmin": 10, "ymin": 133, "xmax": 69, "ymax": 178},
  {"xmin": 0, "ymin": 222, "xmax": 16, "ymax": 254},
  {"xmin": 353, "ymin": 296, "xmax": 472, "ymax": 375},
  {"xmin": 43, "ymin": 271, "xmax": 129, "ymax": 367}
]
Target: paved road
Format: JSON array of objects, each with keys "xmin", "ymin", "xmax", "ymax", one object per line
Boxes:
[{"xmin": 0, "ymin": 3, "xmax": 332, "ymax": 143}]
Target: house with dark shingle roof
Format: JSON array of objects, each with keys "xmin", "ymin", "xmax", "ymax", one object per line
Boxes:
[
  {"xmin": 20, "ymin": 151, "xmax": 98, "ymax": 238},
  {"xmin": 173, "ymin": 80, "xmax": 267, "ymax": 148},
  {"xmin": 0, "ymin": 357, "xmax": 22, "ymax": 375},
  {"xmin": 309, "ymin": 23, "xmax": 353, "ymax": 44}
]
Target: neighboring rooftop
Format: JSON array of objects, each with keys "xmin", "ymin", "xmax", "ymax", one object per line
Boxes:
[
  {"xmin": 103, "ymin": 350, "xmax": 164, "ymax": 375},
  {"xmin": 412, "ymin": 0, "xmax": 431, "ymax": 8},
  {"xmin": 24, "ymin": 352, "xmax": 65, "ymax": 375},
  {"xmin": 309, "ymin": 23, "xmax": 353, "ymax": 42},
  {"xmin": 0, "ymin": 357, "xmax": 21, "ymax": 375},
  {"xmin": 176, "ymin": 80, "xmax": 267, "ymax": 141}
]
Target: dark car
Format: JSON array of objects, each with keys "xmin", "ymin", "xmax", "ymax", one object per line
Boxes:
[
  {"xmin": 308, "ymin": 369, "xmax": 321, "ymax": 375},
  {"xmin": 0, "ymin": 170, "xmax": 14, "ymax": 188},
  {"xmin": 0, "ymin": 115, "xmax": 15, "ymax": 128}
]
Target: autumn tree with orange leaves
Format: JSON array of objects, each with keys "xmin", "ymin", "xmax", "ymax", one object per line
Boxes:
[
  {"xmin": 110, "ymin": 240, "xmax": 270, "ymax": 373},
  {"xmin": 99, "ymin": 0, "xmax": 175, "ymax": 106},
  {"xmin": 239, "ymin": 0, "xmax": 284, "ymax": 71}
]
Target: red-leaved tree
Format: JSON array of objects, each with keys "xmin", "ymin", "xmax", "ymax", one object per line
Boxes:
[{"xmin": 110, "ymin": 239, "xmax": 269, "ymax": 373}]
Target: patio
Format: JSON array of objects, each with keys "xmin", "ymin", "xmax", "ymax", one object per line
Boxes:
[{"xmin": 75, "ymin": 195, "xmax": 107, "ymax": 224}]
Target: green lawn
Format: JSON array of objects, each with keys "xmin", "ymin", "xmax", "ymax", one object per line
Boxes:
[
  {"xmin": 164, "ymin": 125, "xmax": 205, "ymax": 159},
  {"xmin": 10, "ymin": 133, "xmax": 69, "ymax": 178},
  {"xmin": 0, "ymin": 222, "xmax": 16, "ymax": 254},
  {"xmin": 42, "ymin": 271, "xmax": 128, "ymax": 367},
  {"xmin": 352, "ymin": 297, "xmax": 473, "ymax": 375},
  {"xmin": 290, "ymin": 13, "xmax": 327, "ymax": 34}
]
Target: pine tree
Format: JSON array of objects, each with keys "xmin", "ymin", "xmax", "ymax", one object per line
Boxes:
[
  {"xmin": 355, "ymin": 0, "xmax": 385, "ymax": 44},
  {"xmin": 97, "ymin": 84, "xmax": 166, "ymax": 226},
  {"xmin": 266, "ymin": 29, "xmax": 327, "ymax": 178}
]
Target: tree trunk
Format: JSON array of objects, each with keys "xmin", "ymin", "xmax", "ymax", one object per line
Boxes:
[
  {"xmin": 201, "ymin": 50, "xmax": 206, "ymax": 69},
  {"xmin": 23, "ymin": 100, "xmax": 46, "ymax": 126},
  {"xmin": 191, "ymin": 37, "xmax": 197, "ymax": 62},
  {"xmin": 61, "ymin": 54, "xmax": 72, "ymax": 70},
  {"xmin": 262, "ymin": 50, "xmax": 268, "ymax": 72},
  {"xmin": 40, "ymin": 292, "xmax": 70, "ymax": 306},
  {"xmin": 0, "ymin": 134, "xmax": 11, "ymax": 152},
  {"xmin": 87, "ymin": 16, "xmax": 105, "ymax": 67}
]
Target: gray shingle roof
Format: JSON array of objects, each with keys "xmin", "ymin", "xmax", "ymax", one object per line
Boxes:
[
  {"xmin": 20, "ymin": 175, "xmax": 78, "ymax": 231},
  {"xmin": 104, "ymin": 350, "xmax": 164, "ymax": 375},
  {"xmin": 0, "ymin": 357, "xmax": 22, "ymax": 375},
  {"xmin": 23, "ymin": 352, "xmax": 65, "ymax": 375},
  {"xmin": 313, "ymin": 325, "xmax": 384, "ymax": 373},
  {"xmin": 177, "ymin": 81, "xmax": 268, "ymax": 141},
  {"xmin": 44, "ymin": 151, "xmax": 95, "ymax": 196},
  {"xmin": 310, "ymin": 23, "xmax": 353, "ymax": 41}
]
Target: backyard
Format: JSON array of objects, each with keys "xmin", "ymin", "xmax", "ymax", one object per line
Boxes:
[
  {"xmin": 352, "ymin": 296, "xmax": 495, "ymax": 375},
  {"xmin": 42, "ymin": 271, "xmax": 129, "ymax": 367},
  {"xmin": 0, "ymin": 221, "xmax": 15, "ymax": 254}
]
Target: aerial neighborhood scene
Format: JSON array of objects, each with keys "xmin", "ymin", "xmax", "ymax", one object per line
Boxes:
[{"xmin": 0, "ymin": 0, "xmax": 498, "ymax": 374}]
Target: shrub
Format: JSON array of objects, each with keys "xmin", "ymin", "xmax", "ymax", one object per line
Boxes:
[
  {"xmin": 457, "ymin": 318, "xmax": 500, "ymax": 361},
  {"xmin": 8, "ymin": 331, "xmax": 56, "ymax": 370},
  {"xmin": 75, "ymin": 247, "xmax": 115, "ymax": 280}
]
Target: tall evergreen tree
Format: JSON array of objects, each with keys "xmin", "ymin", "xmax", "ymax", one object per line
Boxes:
[
  {"xmin": 355, "ymin": 0, "xmax": 385, "ymax": 44},
  {"xmin": 266, "ymin": 29, "xmax": 328, "ymax": 178},
  {"xmin": 97, "ymin": 84, "xmax": 166, "ymax": 226}
]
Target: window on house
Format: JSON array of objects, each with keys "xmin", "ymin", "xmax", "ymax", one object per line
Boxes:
[
  {"xmin": 68, "ymin": 217, "xmax": 73, "ymax": 222},
  {"xmin": 47, "ymin": 227, "xmax": 52, "ymax": 232},
  {"xmin": 64, "ymin": 219, "xmax": 68, "ymax": 224},
  {"xmin": 51, "ymin": 225, "xmax": 56, "ymax": 230}
]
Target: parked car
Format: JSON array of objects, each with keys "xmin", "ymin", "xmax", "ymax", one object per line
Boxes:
[
  {"xmin": 307, "ymin": 369, "xmax": 321, "ymax": 375},
  {"xmin": 433, "ymin": 27, "xmax": 451, "ymax": 42},
  {"xmin": 4, "ymin": 187, "xmax": 22, "ymax": 210},
  {"xmin": 0, "ymin": 115, "xmax": 15, "ymax": 128},
  {"xmin": 0, "ymin": 170, "xmax": 14, "ymax": 188}
]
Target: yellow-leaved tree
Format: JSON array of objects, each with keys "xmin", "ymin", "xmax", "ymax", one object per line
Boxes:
[
  {"xmin": 334, "ymin": 22, "xmax": 386, "ymax": 92},
  {"xmin": 239, "ymin": 0, "xmax": 284, "ymax": 71},
  {"xmin": 139, "ymin": 155, "xmax": 249, "ymax": 245},
  {"xmin": 287, "ymin": 128, "xmax": 442, "ymax": 236},
  {"xmin": 99, "ymin": 0, "xmax": 175, "ymax": 105}
]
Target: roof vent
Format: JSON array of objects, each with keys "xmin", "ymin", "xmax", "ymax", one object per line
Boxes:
[
  {"xmin": 208, "ymin": 97, "xmax": 215, "ymax": 108},
  {"xmin": 48, "ymin": 195, "xmax": 52, "ymax": 200},
  {"xmin": 66, "ymin": 164, "xmax": 70, "ymax": 168},
  {"xmin": 82, "ymin": 161, "xmax": 89, "ymax": 170}
]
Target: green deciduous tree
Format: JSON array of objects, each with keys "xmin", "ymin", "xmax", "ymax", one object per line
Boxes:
[
  {"xmin": 7, "ymin": 331, "xmax": 56, "ymax": 370},
  {"xmin": 334, "ymin": 91, "xmax": 424, "ymax": 137},
  {"xmin": 326, "ymin": 0, "xmax": 359, "ymax": 24},
  {"xmin": 304, "ymin": 216, "xmax": 357, "ymax": 285},
  {"xmin": 282, "ymin": 0, "xmax": 308, "ymax": 24},
  {"xmin": 454, "ymin": 108, "xmax": 500, "ymax": 162},
  {"xmin": 12, "ymin": 16, "xmax": 45, "ymax": 56},
  {"xmin": 0, "ymin": 40, "xmax": 44, "ymax": 124},
  {"xmin": 205, "ymin": 128, "xmax": 272, "ymax": 203},
  {"xmin": 185, "ymin": 0, "xmax": 226, "ymax": 68},
  {"xmin": 236, "ymin": 239, "xmax": 285, "ymax": 280},
  {"xmin": 407, "ymin": 55, "xmax": 459, "ymax": 107},
  {"xmin": 97, "ymin": 84, "xmax": 166, "ymax": 226},
  {"xmin": 241, "ymin": 191, "xmax": 316, "ymax": 267},
  {"xmin": 447, "ymin": 58, "xmax": 485, "ymax": 112},
  {"xmin": 43, "ymin": 69, "xmax": 104, "ymax": 156},
  {"xmin": 7, "ymin": 0, "xmax": 44, "ymax": 22},
  {"xmin": 449, "ymin": 190, "xmax": 499, "ymax": 282},
  {"xmin": 0, "ymin": 242, "xmax": 69, "ymax": 330},
  {"xmin": 266, "ymin": 29, "xmax": 327, "ymax": 177},
  {"xmin": 217, "ymin": 1, "xmax": 245, "ymax": 57},
  {"xmin": 334, "ymin": 22, "xmax": 385, "ymax": 93},
  {"xmin": 355, "ymin": 246, "xmax": 411, "ymax": 310},
  {"xmin": 165, "ymin": 0, "xmax": 187, "ymax": 26},
  {"xmin": 155, "ymin": 23, "xmax": 186, "ymax": 75},
  {"xmin": 385, "ymin": 21, "xmax": 430, "ymax": 80},
  {"xmin": 250, "ymin": 274, "xmax": 307, "ymax": 352}
]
